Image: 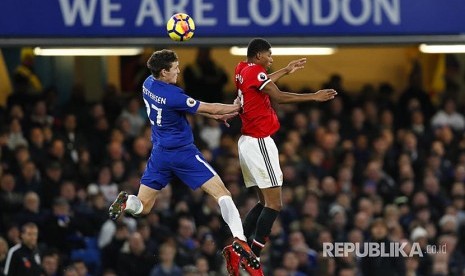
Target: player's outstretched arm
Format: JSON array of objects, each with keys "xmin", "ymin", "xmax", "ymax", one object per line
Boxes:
[
  {"xmin": 197, "ymin": 101, "xmax": 241, "ymax": 115},
  {"xmin": 262, "ymin": 81, "xmax": 337, "ymax": 104},
  {"xmin": 268, "ymin": 58, "xmax": 306, "ymax": 82}
]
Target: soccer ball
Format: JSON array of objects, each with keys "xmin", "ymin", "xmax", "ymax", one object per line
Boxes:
[{"xmin": 166, "ymin": 13, "xmax": 195, "ymax": 42}]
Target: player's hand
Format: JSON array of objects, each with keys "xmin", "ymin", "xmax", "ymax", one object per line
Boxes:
[
  {"xmin": 233, "ymin": 97, "xmax": 243, "ymax": 113},
  {"xmin": 216, "ymin": 112, "xmax": 238, "ymax": 127},
  {"xmin": 313, "ymin": 89, "xmax": 337, "ymax": 101},
  {"xmin": 286, "ymin": 58, "xmax": 307, "ymax": 74}
]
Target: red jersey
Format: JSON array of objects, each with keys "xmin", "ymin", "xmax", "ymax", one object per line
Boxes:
[{"xmin": 235, "ymin": 61, "xmax": 280, "ymax": 138}]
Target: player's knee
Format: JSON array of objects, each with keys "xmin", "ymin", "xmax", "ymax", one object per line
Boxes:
[{"xmin": 218, "ymin": 189, "xmax": 232, "ymax": 200}]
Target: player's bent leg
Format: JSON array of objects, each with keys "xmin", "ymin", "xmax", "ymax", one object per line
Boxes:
[
  {"xmin": 201, "ymin": 176, "xmax": 246, "ymax": 240},
  {"xmin": 136, "ymin": 184, "xmax": 159, "ymax": 215},
  {"xmin": 108, "ymin": 184, "xmax": 158, "ymax": 220},
  {"xmin": 200, "ymin": 174, "xmax": 231, "ymax": 200}
]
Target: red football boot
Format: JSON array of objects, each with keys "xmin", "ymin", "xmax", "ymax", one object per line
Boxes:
[
  {"xmin": 222, "ymin": 245, "xmax": 240, "ymax": 276},
  {"xmin": 231, "ymin": 238, "xmax": 261, "ymax": 270},
  {"xmin": 241, "ymin": 259, "xmax": 264, "ymax": 276}
]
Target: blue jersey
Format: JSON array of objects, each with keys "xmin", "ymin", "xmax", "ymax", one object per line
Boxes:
[
  {"xmin": 142, "ymin": 76, "xmax": 200, "ymax": 149},
  {"xmin": 140, "ymin": 76, "xmax": 216, "ymax": 191}
]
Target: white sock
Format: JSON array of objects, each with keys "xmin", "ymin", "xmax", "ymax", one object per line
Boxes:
[
  {"xmin": 125, "ymin": 195, "xmax": 143, "ymax": 215},
  {"xmin": 218, "ymin": 196, "xmax": 247, "ymax": 241}
]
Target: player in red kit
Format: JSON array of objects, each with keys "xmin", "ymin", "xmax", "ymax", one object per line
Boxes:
[{"xmin": 222, "ymin": 38, "xmax": 337, "ymax": 276}]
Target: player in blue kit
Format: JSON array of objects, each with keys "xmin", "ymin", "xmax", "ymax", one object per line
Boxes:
[{"xmin": 109, "ymin": 49, "xmax": 261, "ymax": 270}]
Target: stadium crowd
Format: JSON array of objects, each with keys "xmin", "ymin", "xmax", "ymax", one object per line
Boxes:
[{"xmin": 0, "ymin": 53, "xmax": 465, "ymax": 276}]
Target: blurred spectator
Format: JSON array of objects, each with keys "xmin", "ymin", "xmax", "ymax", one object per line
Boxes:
[
  {"xmin": 14, "ymin": 191, "xmax": 46, "ymax": 228},
  {"xmin": 396, "ymin": 60, "xmax": 434, "ymax": 128},
  {"xmin": 41, "ymin": 198, "xmax": 84, "ymax": 256},
  {"xmin": 376, "ymin": 83, "xmax": 396, "ymax": 112},
  {"xmin": 128, "ymin": 137, "xmax": 150, "ymax": 173},
  {"xmin": 409, "ymin": 226, "xmax": 432, "ymax": 275},
  {"xmin": 431, "ymin": 97, "xmax": 465, "ymax": 132},
  {"xmin": 76, "ymin": 148, "xmax": 94, "ymax": 186},
  {"xmin": 4, "ymin": 224, "xmax": 21, "ymax": 248},
  {"xmin": 47, "ymin": 138, "xmax": 76, "ymax": 180},
  {"xmin": 136, "ymin": 219, "xmax": 158, "ymax": 255},
  {"xmin": 28, "ymin": 100, "xmax": 54, "ymax": 130},
  {"xmin": 15, "ymin": 160, "xmax": 40, "ymax": 194},
  {"xmin": 6, "ymin": 119, "xmax": 28, "ymax": 151},
  {"xmin": 199, "ymin": 119, "xmax": 222, "ymax": 150},
  {"xmin": 322, "ymin": 74, "xmax": 352, "ymax": 109},
  {"xmin": 175, "ymin": 216, "xmax": 198, "ymax": 267},
  {"xmin": 145, "ymin": 212, "xmax": 172, "ymax": 246},
  {"xmin": 102, "ymin": 269, "xmax": 117, "ymax": 276},
  {"xmin": 362, "ymin": 160, "xmax": 396, "ymax": 203},
  {"xmin": 11, "ymin": 48, "xmax": 42, "ymax": 95},
  {"xmin": 100, "ymin": 220, "xmax": 130, "ymax": 271},
  {"xmin": 337, "ymin": 264, "xmax": 356, "ymax": 276},
  {"xmin": 40, "ymin": 162, "xmax": 63, "ymax": 209},
  {"xmin": 83, "ymin": 192, "xmax": 108, "ymax": 235},
  {"xmin": 88, "ymin": 166, "xmax": 118, "ymax": 206},
  {"xmin": 98, "ymin": 215, "xmax": 136, "ymax": 250},
  {"xmin": 3, "ymin": 222, "xmax": 41, "ymax": 276},
  {"xmin": 0, "ymin": 174, "xmax": 23, "ymax": 230},
  {"xmin": 101, "ymin": 84, "xmax": 124, "ymax": 125},
  {"xmin": 118, "ymin": 97, "xmax": 146, "ymax": 138},
  {"xmin": 64, "ymin": 84, "xmax": 90, "ymax": 125},
  {"xmin": 41, "ymin": 250, "xmax": 60, "ymax": 276},
  {"xmin": 63, "ymin": 265, "xmax": 79, "ymax": 276},
  {"xmin": 0, "ymin": 237, "xmax": 8, "ymax": 275},
  {"xmin": 183, "ymin": 47, "xmax": 228, "ymax": 103},
  {"xmin": 405, "ymin": 256, "xmax": 419, "ymax": 276},
  {"xmin": 281, "ymin": 250, "xmax": 307, "ymax": 276},
  {"xmin": 28, "ymin": 127, "xmax": 48, "ymax": 170},
  {"xmin": 71, "ymin": 259, "xmax": 89, "ymax": 276},
  {"xmin": 59, "ymin": 113, "xmax": 87, "ymax": 164},
  {"xmin": 360, "ymin": 219, "xmax": 405, "ymax": 276},
  {"xmin": 194, "ymin": 256, "xmax": 210, "ymax": 276},
  {"xmin": 149, "ymin": 242, "xmax": 182, "ymax": 276},
  {"xmin": 409, "ymin": 109, "xmax": 433, "ymax": 148},
  {"xmin": 194, "ymin": 233, "xmax": 223, "ymax": 272}
]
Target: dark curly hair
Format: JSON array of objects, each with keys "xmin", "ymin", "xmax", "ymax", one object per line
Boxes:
[{"xmin": 147, "ymin": 49, "xmax": 178, "ymax": 78}]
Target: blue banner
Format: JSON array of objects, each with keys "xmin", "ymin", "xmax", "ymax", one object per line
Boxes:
[{"xmin": 1, "ymin": 0, "xmax": 464, "ymax": 37}]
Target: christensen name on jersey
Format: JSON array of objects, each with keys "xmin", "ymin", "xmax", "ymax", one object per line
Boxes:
[{"xmin": 235, "ymin": 61, "xmax": 280, "ymax": 138}]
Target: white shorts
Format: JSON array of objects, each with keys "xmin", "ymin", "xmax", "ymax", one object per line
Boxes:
[{"xmin": 238, "ymin": 135, "xmax": 283, "ymax": 189}]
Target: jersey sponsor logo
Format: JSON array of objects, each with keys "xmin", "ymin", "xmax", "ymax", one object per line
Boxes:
[
  {"xmin": 257, "ymin": 72, "xmax": 267, "ymax": 81},
  {"xmin": 186, "ymin": 98, "xmax": 197, "ymax": 107}
]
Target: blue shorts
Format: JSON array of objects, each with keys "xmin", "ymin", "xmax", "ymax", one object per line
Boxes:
[{"xmin": 141, "ymin": 144, "xmax": 217, "ymax": 190}]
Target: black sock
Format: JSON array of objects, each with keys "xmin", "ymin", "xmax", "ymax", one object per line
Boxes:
[
  {"xmin": 243, "ymin": 203, "xmax": 264, "ymax": 241},
  {"xmin": 251, "ymin": 207, "xmax": 279, "ymax": 256}
]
